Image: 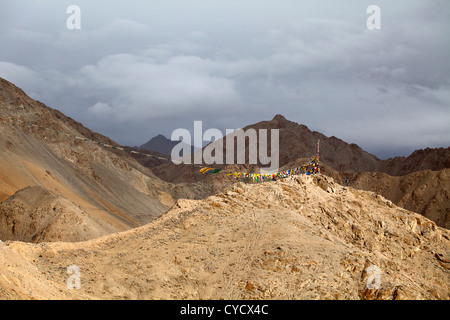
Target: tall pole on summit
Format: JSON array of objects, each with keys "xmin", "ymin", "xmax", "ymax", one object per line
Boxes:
[{"xmin": 316, "ymin": 139, "xmax": 320, "ymax": 161}]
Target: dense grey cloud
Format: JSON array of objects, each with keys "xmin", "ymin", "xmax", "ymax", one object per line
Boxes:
[{"xmin": 0, "ymin": 0, "xmax": 449, "ymax": 159}]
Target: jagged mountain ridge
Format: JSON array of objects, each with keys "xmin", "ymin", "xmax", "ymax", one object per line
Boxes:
[{"xmin": 378, "ymin": 147, "xmax": 450, "ymax": 176}]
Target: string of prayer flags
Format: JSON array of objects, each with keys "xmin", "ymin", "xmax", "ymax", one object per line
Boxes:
[
  {"xmin": 226, "ymin": 156, "xmax": 320, "ymax": 183},
  {"xmin": 200, "ymin": 167, "xmax": 222, "ymax": 174}
]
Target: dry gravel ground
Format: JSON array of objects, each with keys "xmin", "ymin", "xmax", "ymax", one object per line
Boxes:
[{"xmin": 1, "ymin": 174, "xmax": 448, "ymax": 300}]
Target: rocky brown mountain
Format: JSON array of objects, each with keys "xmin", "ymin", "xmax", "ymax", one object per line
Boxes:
[
  {"xmin": 378, "ymin": 147, "xmax": 450, "ymax": 176},
  {"xmin": 242, "ymin": 114, "xmax": 381, "ymax": 172},
  {"xmin": 0, "ymin": 77, "xmax": 175, "ymax": 242},
  {"xmin": 146, "ymin": 114, "xmax": 449, "ymax": 229},
  {"xmin": 308, "ymin": 162, "xmax": 449, "ymax": 229},
  {"xmin": 348, "ymin": 169, "xmax": 449, "ymax": 229},
  {"xmin": 147, "ymin": 114, "xmax": 448, "ymax": 179},
  {"xmin": 233, "ymin": 114, "xmax": 449, "ymax": 175}
]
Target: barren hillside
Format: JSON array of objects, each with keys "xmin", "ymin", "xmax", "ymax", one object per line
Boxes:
[
  {"xmin": 0, "ymin": 77, "xmax": 175, "ymax": 242},
  {"xmin": 378, "ymin": 147, "xmax": 450, "ymax": 176},
  {"xmin": 146, "ymin": 115, "xmax": 449, "ymax": 231},
  {"xmin": 281, "ymin": 160, "xmax": 450, "ymax": 229},
  {"xmin": 152, "ymin": 151, "xmax": 450, "ymax": 230},
  {"xmin": 0, "ymin": 174, "xmax": 448, "ymax": 300},
  {"xmin": 348, "ymin": 169, "xmax": 450, "ymax": 229}
]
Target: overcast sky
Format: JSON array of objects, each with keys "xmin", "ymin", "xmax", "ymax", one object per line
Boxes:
[{"xmin": 0, "ymin": 0, "xmax": 449, "ymax": 159}]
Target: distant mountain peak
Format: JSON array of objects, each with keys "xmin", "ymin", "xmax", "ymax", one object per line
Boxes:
[
  {"xmin": 148, "ymin": 134, "xmax": 172, "ymax": 144},
  {"xmin": 272, "ymin": 114, "xmax": 287, "ymax": 121},
  {"xmin": 153, "ymin": 134, "xmax": 168, "ymax": 140},
  {"xmin": 140, "ymin": 134, "xmax": 178, "ymax": 155}
]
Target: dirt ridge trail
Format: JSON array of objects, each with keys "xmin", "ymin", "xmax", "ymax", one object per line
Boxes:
[{"xmin": 1, "ymin": 174, "xmax": 448, "ymax": 300}]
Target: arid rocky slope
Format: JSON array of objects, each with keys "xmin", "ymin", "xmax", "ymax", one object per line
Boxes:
[
  {"xmin": 0, "ymin": 186, "xmax": 122, "ymax": 243},
  {"xmin": 0, "ymin": 174, "xmax": 448, "ymax": 300},
  {"xmin": 378, "ymin": 147, "xmax": 450, "ymax": 176},
  {"xmin": 145, "ymin": 115, "xmax": 449, "ymax": 229},
  {"xmin": 288, "ymin": 161, "xmax": 450, "ymax": 229},
  {"xmin": 0, "ymin": 77, "xmax": 176, "ymax": 242},
  {"xmin": 349, "ymin": 169, "xmax": 450, "ymax": 229}
]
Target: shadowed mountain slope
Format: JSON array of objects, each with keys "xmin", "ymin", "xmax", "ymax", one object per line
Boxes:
[{"xmin": 0, "ymin": 77, "xmax": 175, "ymax": 242}]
